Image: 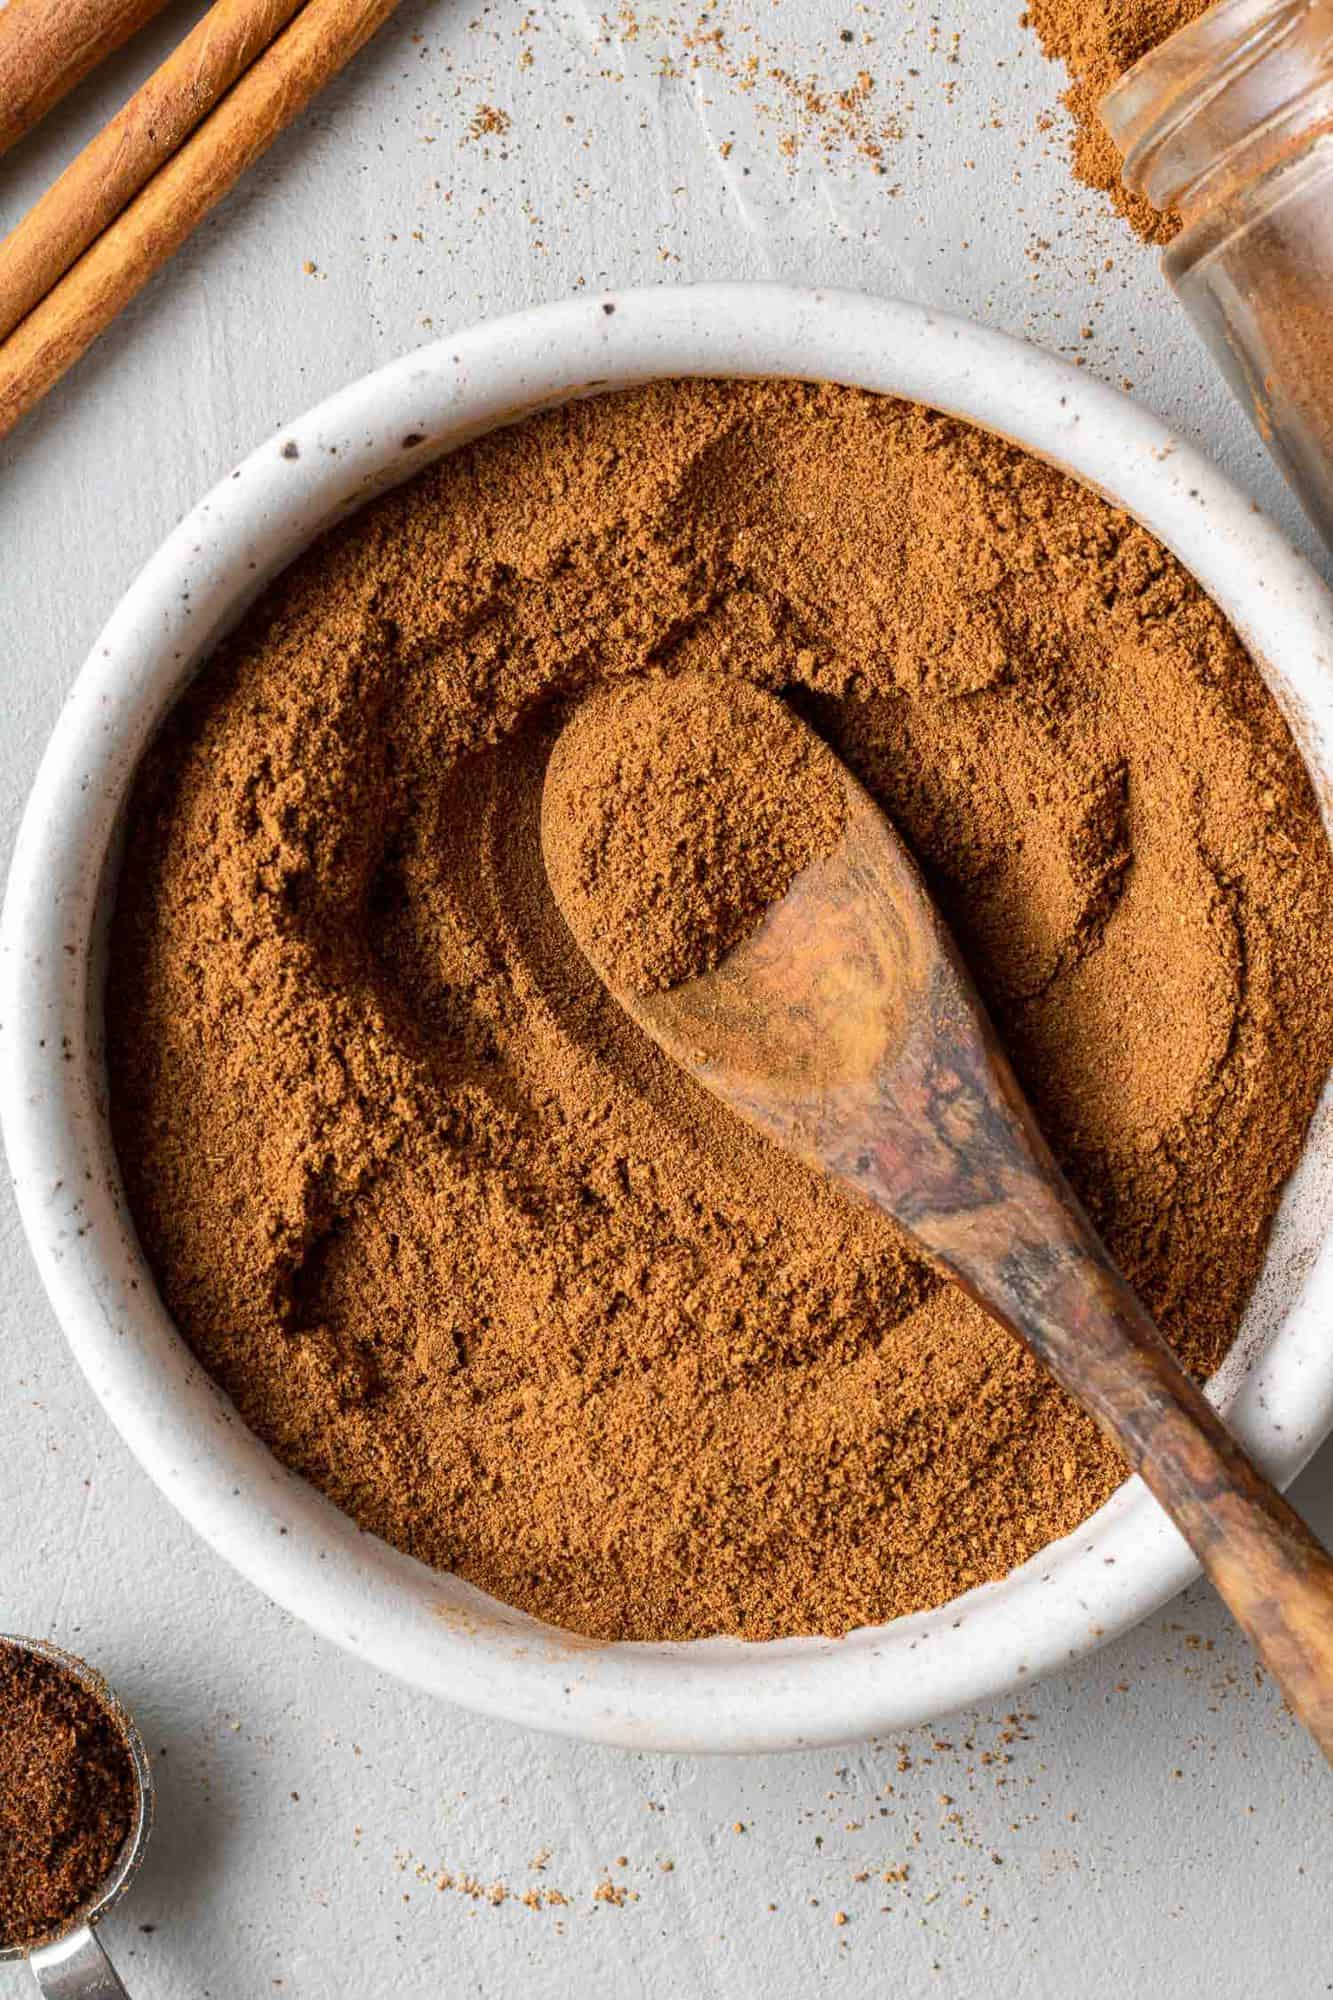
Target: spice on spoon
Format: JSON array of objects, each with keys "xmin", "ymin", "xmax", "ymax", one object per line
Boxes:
[{"xmin": 541, "ymin": 672, "xmax": 846, "ymax": 994}]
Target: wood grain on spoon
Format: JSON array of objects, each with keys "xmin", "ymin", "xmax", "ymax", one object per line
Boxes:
[{"xmin": 543, "ymin": 696, "xmax": 1333, "ymax": 1762}]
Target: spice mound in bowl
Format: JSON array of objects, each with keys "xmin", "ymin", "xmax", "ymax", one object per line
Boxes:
[
  {"xmin": 0, "ymin": 1642, "xmax": 137, "ymax": 1953},
  {"xmin": 106, "ymin": 379, "xmax": 1333, "ymax": 1645}
]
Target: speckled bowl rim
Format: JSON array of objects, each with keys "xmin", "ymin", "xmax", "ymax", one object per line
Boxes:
[{"xmin": 6, "ymin": 284, "xmax": 1333, "ymax": 1754}]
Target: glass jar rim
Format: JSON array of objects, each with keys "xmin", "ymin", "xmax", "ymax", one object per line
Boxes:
[{"xmin": 1101, "ymin": 0, "xmax": 1333, "ymax": 217}]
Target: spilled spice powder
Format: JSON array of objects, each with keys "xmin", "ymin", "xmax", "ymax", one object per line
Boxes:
[
  {"xmin": 0, "ymin": 1645, "xmax": 136, "ymax": 1949},
  {"xmin": 603, "ymin": 4, "xmax": 908, "ymax": 173},
  {"xmin": 1025, "ymin": 0, "xmax": 1212, "ymax": 240},
  {"xmin": 541, "ymin": 672, "xmax": 846, "ymax": 993},
  {"xmin": 106, "ymin": 379, "xmax": 1333, "ymax": 1643},
  {"xmin": 466, "ymin": 102, "xmax": 511, "ymax": 142}
]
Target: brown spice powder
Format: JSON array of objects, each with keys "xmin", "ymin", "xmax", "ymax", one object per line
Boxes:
[
  {"xmin": 0, "ymin": 1646, "xmax": 136, "ymax": 1949},
  {"xmin": 541, "ymin": 672, "xmax": 846, "ymax": 993},
  {"xmin": 1025, "ymin": 0, "xmax": 1212, "ymax": 241},
  {"xmin": 107, "ymin": 378, "xmax": 1333, "ymax": 1643}
]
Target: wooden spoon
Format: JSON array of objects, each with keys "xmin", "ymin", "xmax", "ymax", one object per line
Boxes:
[{"xmin": 542, "ymin": 706, "xmax": 1333, "ymax": 1760}]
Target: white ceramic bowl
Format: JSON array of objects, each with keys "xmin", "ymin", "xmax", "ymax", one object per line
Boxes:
[{"xmin": 6, "ymin": 286, "xmax": 1333, "ymax": 1754}]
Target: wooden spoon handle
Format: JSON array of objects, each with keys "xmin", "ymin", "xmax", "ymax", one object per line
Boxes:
[
  {"xmin": 619, "ymin": 764, "xmax": 1333, "ymax": 1756},
  {"xmin": 849, "ymin": 986, "xmax": 1333, "ymax": 1762},
  {"xmin": 997, "ymin": 1249, "xmax": 1333, "ymax": 1761}
]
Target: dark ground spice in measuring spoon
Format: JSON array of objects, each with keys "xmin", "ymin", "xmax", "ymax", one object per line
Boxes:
[{"xmin": 0, "ymin": 1641, "xmax": 139, "ymax": 1952}]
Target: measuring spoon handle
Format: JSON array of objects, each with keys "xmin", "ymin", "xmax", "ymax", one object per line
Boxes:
[{"xmin": 27, "ymin": 1927, "xmax": 130, "ymax": 2000}]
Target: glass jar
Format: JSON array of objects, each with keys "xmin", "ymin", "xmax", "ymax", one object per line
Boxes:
[{"xmin": 1101, "ymin": 0, "xmax": 1333, "ymax": 545}]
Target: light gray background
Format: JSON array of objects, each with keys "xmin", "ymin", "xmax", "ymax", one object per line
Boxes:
[{"xmin": 3, "ymin": 2, "xmax": 1331, "ymax": 1994}]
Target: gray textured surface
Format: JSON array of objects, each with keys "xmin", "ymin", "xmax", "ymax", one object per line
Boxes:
[{"xmin": 2, "ymin": 2, "xmax": 1330, "ymax": 1994}]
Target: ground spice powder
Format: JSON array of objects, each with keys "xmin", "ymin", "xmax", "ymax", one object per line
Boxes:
[
  {"xmin": 107, "ymin": 379, "xmax": 1333, "ymax": 1643},
  {"xmin": 1026, "ymin": 0, "xmax": 1213, "ymax": 240},
  {"xmin": 0, "ymin": 1646, "xmax": 136, "ymax": 1949},
  {"xmin": 541, "ymin": 672, "xmax": 846, "ymax": 993}
]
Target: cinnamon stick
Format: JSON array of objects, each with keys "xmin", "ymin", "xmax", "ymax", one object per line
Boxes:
[
  {"xmin": 0, "ymin": 0, "xmax": 403, "ymax": 445},
  {"xmin": 0, "ymin": 0, "xmax": 309, "ymax": 345},
  {"xmin": 0, "ymin": 0, "xmax": 175, "ymax": 159}
]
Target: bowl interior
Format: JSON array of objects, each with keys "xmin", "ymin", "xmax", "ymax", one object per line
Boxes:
[{"xmin": 8, "ymin": 286, "xmax": 1333, "ymax": 1752}]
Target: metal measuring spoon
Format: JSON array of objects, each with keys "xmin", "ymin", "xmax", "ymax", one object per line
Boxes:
[{"xmin": 0, "ymin": 1636, "xmax": 155, "ymax": 1998}]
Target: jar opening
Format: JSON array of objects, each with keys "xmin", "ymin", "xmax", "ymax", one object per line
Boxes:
[{"xmin": 1101, "ymin": 0, "xmax": 1333, "ymax": 220}]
